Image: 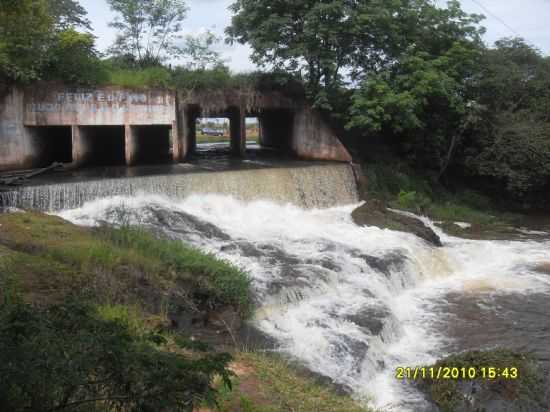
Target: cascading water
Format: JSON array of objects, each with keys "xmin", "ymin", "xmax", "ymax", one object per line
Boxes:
[
  {"xmin": 56, "ymin": 188, "xmax": 550, "ymax": 411},
  {"xmin": 0, "ymin": 163, "xmax": 358, "ymax": 211}
]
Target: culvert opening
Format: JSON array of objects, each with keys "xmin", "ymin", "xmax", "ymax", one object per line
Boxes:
[
  {"xmin": 132, "ymin": 125, "xmax": 172, "ymax": 164},
  {"xmin": 27, "ymin": 126, "xmax": 73, "ymax": 166},
  {"xmin": 258, "ymin": 110, "xmax": 294, "ymax": 152},
  {"xmin": 245, "ymin": 117, "xmax": 259, "ymax": 149},
  {"xmin": 78, "ymin": 126, "xmax": 126, "ymax": 166},
  {"xmin": 195, "ymin": 117, "xmax": 230, "ymax": 154}
]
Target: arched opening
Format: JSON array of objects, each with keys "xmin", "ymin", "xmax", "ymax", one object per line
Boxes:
[
  {"xmin": 195, "ymin": 117, "xmax": 230, "ymax": 155},
  {"xmin": 245, "ymin": 117, "xmax": 260, "ymax": 150}
]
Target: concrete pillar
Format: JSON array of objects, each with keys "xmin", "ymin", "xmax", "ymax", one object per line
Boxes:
[
  {"xmin": 229, "ymin": 107, "xmax": 246, "ymax": 157},
  {"xmin": 178, "ymin": 106, "xmax": 197, "ymax": 160},
  {"xmin": 171, "ymin": 120, "xmax": 180, "ymax": 162},
  {"xmin": 71, "ymin": 125, "xmax": 87, "ymax": 167},
  {"xmin": 188, "ymin": 113, "xmax": 197, "ymax": 155},
  {"xmin": 125, "ymin": 125, "xmax": 137, "ymax": 166}
]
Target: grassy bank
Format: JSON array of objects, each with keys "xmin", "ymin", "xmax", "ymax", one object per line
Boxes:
[
  {"xmin": 0, "ymin": 211, "xmax": 251, "ymax": 315},
  {"xmin": 358, "ymin": 161, "xmax": 549, "ymax": 239},
  {"xmin": 207, "ymin": 352, "xmax": 370, "ymax": 412},
  {"xmin": 0, "ymin": 211, "xmax": 366, "ymax": 412}
]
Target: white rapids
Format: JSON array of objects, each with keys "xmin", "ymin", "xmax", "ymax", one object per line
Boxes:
[{"xmin": 58, "ymin": 194, "xmax": 550, "ymax": 411}]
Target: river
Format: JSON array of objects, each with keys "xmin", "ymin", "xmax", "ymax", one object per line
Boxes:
[{"xmin": 54, "ymin": 188, "xmax": 550, "ymax": 411}]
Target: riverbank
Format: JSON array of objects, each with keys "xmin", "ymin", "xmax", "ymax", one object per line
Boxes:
[
  {"xmin": 0, "ymin": 211, "xmax": 369, "ymax": 412},
  {"xmin": 357, "ymin": 161, "xmax": 550, "ymax": 241}
]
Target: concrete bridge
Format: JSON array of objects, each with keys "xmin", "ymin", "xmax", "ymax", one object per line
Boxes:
[{"xmin": 0, "ymin": 84, "xmax": 352, "ymax": 172}]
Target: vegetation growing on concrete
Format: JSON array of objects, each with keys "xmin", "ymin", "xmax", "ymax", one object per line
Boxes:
[{"xmin": 417, "ymin": 349, "xmax": 549, "ymax": 412}]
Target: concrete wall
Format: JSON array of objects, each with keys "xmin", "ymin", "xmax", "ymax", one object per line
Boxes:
[
  {"xmin": 291, "ymin": 106, "xmax": 352, "ymax": 162},
  {"xmin": 0, "ymin": 88, "xmax": 39, "ymax": 171},
  {"xmin": 1, "ymin": 85, "xmax": 178, "ymax": 170},
  {"xmin": 1, "ymin": 84, "xmax": 352, "ymax": 172},
  {"xmin": 24, "ymin": 86, "xmax": 176, "ymax": 126}
]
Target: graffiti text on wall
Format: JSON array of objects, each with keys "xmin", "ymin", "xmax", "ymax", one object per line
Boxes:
[{"xmin": 27, "ymin": 91, "xmax": 172, "ymax": 113}]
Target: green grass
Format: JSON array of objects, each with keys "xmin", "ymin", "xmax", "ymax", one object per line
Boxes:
[
  {"xmin": 361, "ymin": 162, "xmax": 519, "ymax": 226},
  {"xmin": 105, "ymin": 66, "xmax": 173, "ymax": 88},
  {"xmin": 0, "ymin": 212, "xmax": 252, "ymax": 316},
  {"xmin": 213, "ymin": 352, "xmax": 372, "ymax": 412}
]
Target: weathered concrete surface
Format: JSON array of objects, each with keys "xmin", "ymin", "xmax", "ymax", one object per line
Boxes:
[
  {"xmin": 177, "ymin": 88, "xmax": 352, "ymax": 162},
  {"xmin": 24, "ymin": 85, "xmax": 176, "ymax": 126},
  {"xmin": 1, "ymin": 84, "xmax": 352, "ymax": 171},
  {"xmin": 1, "ymin": 85, "xmax": 178, "ymax": 170},
  {"xmin": 0, "ymin": 88, "xmax": 41, "ymax": 171},
  {"xmin": 291, "ymin": 106, "xmax": 352, "ymax": 162}
]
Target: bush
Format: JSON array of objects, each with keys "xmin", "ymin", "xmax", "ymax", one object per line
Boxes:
[
  {"xmin": 105, "ymin": 66, "xmax": 173, "ymax": 88},
  {"xmin": 397, "ymin": 190, "xmax": 431, "ymax": 213},
  {"xmin": 0, "ymin": 297, "xmax": 233, "ymax": 412}
]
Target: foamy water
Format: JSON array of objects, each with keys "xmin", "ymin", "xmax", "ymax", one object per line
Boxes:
[{"xmin": 58, "ymin": 194, "xmax": 550, "ymax": 411}]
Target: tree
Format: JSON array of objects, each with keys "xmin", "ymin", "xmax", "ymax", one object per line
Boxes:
[
  {"xmin": 227, "ymin": 0, "xmax": 357, "ymax": 108},
  {"xmin": 0, "ymin": 0, "xmax": 54, "ymax": 82},
  {"xmin": 0, "ymin": 0, "xmax": 100, "ymax": 84},
  {"xmin": 107, "ymin": 0, "xmax": 188, "ymax": 67},
  {"xmin": 181, "ymin": 30, "xmax": 224, "ymax": 70},
  {"xmin": 46, "ymin": 0, "xmax": 92, "ymax": 31},
  {"xmin": 44, "ymin": 28, "xmax": 108, "ymax": 85},
  {"xmin": 227, "ymin": 0, "xmax": 484, "ymax": 110},
  {"xmin": 459, "ymin": 39, "xmax": 550, "ymax": 204}
]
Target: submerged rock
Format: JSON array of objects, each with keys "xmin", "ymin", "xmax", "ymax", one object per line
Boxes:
[
  {"xmin": 533, "ymin": 262, "xmax": 550, "ymax": 275},
  {"xmin": 352, "ymin": 201, "xmax": 442, "ymax": 247}
]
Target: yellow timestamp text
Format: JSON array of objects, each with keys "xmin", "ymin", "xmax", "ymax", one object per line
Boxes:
[{"xmin": 395, "ymin": 366, "xmax": 519, "ymax": 380}]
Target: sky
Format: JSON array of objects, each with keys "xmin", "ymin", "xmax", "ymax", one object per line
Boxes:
[{"xmin": 80, "ymin": 0, "xmax": 550, "ymax": 73}]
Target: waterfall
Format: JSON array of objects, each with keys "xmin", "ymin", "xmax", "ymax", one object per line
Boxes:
[
  {"xmin": 0, "ymin": 164, "xmax": 358, "ymax": 211},
  {"xmin": 5, "ymin": 161, "xmax": 550, "ymax": 411},
  {"xmin": 58, "ymin": 193, "xmax": 550, "ymax": 411}
]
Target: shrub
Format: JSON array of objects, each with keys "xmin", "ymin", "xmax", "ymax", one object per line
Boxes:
[
  {"xmin": 0, "ymin": 297, "xmax": 233, "ymax": 412},
  {"xmin": 106, "ymin": 66, "xmax": 173, "ymax": 88}
]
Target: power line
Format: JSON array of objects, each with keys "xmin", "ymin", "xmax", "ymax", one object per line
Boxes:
[{"xmin": 470, "ymin": 0, "xmax": 522, "ymax": 37}]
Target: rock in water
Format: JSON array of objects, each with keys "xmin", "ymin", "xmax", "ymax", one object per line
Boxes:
[{"xmin": 352, "ymin": 201, "xmax": 442, "ymax": 247}]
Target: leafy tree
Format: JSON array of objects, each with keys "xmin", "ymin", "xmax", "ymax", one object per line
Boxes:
[
  {"xmin": 0, "ymin": 0, "xmax": 101, "ymax": 84},
  {"xmin": 181, "ymin": 30, "xmax": 224, "ymax": 70},
  {"xmin": 107, "ymin": 0, "xmax": 188, "ymax": 67},
  {"xmin": 47, "ymin": 0, "xmax": 92, "ymax": 30},
  {"xmin": 460, "ymin": 39, "xmax": 550, "ymax": 204},
  {"xmin": 0, "ymin": 0, "xmax": 54, "ymax": 82},
  {"xmin": 44, "ymin": 29, "xmax": 108, "ymax": 85},
  {"xmin": 227, "ymin": 0, "xmax": 484, "ymax": 110},
  {"xmin": 227, "ymin": 0, "xmax": 357, "ymax": 108}
]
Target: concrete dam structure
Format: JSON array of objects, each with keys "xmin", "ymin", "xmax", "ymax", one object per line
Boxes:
[{"xmin": 0, "ymin": 84, "xmax": 352, "ymax": 172}]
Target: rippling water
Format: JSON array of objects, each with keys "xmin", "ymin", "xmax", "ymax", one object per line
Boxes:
[{"xmin": 58, "ymin": 194, "xmax": 550, "ymax": 411}]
